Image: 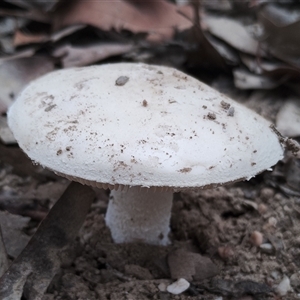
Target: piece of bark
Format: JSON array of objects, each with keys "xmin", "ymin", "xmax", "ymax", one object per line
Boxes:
[
  {"xmin": 0, "ymin": 182, "xmax": 95, "ymax": 300},
  {"xmin": 0, "ymin": 225, "xmax": 9, "ymax": 277}
]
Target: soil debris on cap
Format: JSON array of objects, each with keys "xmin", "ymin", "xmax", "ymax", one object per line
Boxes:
[
  {"xmin": 115, "ymin": 76, "xmax": 129, "ymax": 86},
  {"xmin": 207, "ymin": 112, "xmax": 216, "ymax": 120},
  {"xmin": 221, "ymin": 100, "xmax": 231, "ymax": 110},
  {"xmin": 227, "ymin": 107, "xmax": 235, "ymax": 116}
]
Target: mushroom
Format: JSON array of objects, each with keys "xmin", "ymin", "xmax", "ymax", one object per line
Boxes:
[{"xmin": 8, "ymin": 63, "xmax": 284, "ymax": 245}]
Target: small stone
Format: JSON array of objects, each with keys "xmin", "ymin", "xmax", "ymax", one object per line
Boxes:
[
  {"xmin": 268, "ymin": 217, "xmax": 277, "ymax": 227},
  {"xmin": 290, "ymin": 273, "xmax": 300, "ymax": 289},
  {"xmin": 167, "ymin": 278, "xmax": 190, "ymax": 295},
  {"xmin": 271, "ymin": 271, "xmax": 279, "ymax": 280},
  {"xmin": 250, "ymin": 231, "xmax": 263, "ymax": 246},
  {"xmin": 276, "ymin": 275, "xmax": 291, "ymax": 296},
  {"xmin": 158, "ymin": 282, "xmax": 167, "ymax": 292},
  {"xmin": 259, "ymin": 243, "xmax": 274, "ymax": 254},
  {"xmin": 218, "ymin": 246, "xmax": 234, "ymax": 260},
  {"xmin": 258, "ymin": 203, "xmax": 268, "ymax": 215},
  {"xmin": 260, "ymin": 188, "xmax": 274, "ymax": 200}
]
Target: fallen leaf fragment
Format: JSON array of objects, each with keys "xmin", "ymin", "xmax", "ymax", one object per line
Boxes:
[
  {"xmin": 4, "ymin": 0, "xmax": 60, "ymax": 12},
  {"xmin": 53, "ymin": 0, "xmax": 192, "ymax": 42},
  {"xmin": 0, "ymin": 48, "xmax": 36, "ymax": 63},
  {"xmin": 276, "ymin": 99, "xmax": 300, "ymax": 137},
  {"xmin": 0, "ymin": 8, "xmax": 51, "ymax": 23},
  {"xmin": 0, "ymin": 116, "xmax": 16, "ymax": 144},
  {"xmin": 13, "ymin": 30, "xmax": 49, "ymax": 47},
  {"xmin": 0, "ymin": 56, "xmax": 54, "ymax": 113},
  {"xmin": 0, "ymin": 182, "xmax": 95, "ymax": 300},
  {"xmin": 53, "ymin": 43, "xmax": 134, "ymax": 68},
  {"xmin": 258, "ymin": 6, "xmax": 300, "ymax": 68},
  {"xmin": 233, "ymin": 69, "xmax": 280, "ymax": 89},
  {"xmin": 204, "ymin": 15, "xmax": 259, "ymax": 55}
]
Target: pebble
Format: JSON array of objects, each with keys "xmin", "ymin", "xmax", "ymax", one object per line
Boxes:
[
  {"xmin": 158, "ymin": 282, "xmax": 167, "ymax": 292},
  {"xmin": 218, "ymin": 245, "xmax": 234, "ymax": 260},
  {"xmin": 258, "ymin": 203, "xmax": 268, "ymax": 215},
  {"xmin": 268, "ymin": 217, "xmax": 277, "ymax": 227},
  {"xmin": 167, "ymin": 278, "xmax": 190, "ymax": 295},
  {"xmin": 276, "ymin": 275, "xmax": 291, "ymax": 296},
  {"xmin": 290, "ymin": 272, "xmax": 300, "ymax": 289},
  {"xmin": 250, "ymin": 231, "xmax": 263, "ymax": 246},
  {"xmin": 259, "ymin": 243, "xmax": 274, "ymax": 254},
  {"xmin": 260, "ymin": 188, "xmax": 274, "ymax": 200}
]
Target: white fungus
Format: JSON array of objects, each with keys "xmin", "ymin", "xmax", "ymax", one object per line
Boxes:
[{"xmin": 8, "ymin": 63, "xmax": 284, "ymax": 245}]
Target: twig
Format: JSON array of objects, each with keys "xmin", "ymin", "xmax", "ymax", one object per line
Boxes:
[
  {"xmin": 0, "ymin": 182, "xmax": 95, "ymax": 300},
  {"xmin": 0, "ymin": 225, "xmax": 9, "ymax": 277}
]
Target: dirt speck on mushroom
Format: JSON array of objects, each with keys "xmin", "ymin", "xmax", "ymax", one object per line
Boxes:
[
  {"xmin": 178, "ymin": 167, "xmax": 192, "ymax": 173},
  {"xmin": 115, "ymin": 76, "xmax": 129, "ymax": 86},
  {"xmin": 220, "ymin": 100, "xmax": 231, "ymax": 110},
  {"xmin": 227, "ymin": 107, "xmax": 235, "ymax": 117},
  {"xmin": 207, "ymin": 112, "xmax": 216, "ymax": 120}
]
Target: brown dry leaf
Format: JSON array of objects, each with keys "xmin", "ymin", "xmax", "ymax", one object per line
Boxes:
[
  {"xmin": 240, "ymin": 53, "xmax": 300, "ymax": 79},
  {"xmin": 53, "ymin": 43, "xmax": 134, "ymax": 68},
  {"xmin": 0, "ymin": 56, "xmax": 54, "ymax": 113},
  {"xmin": 53, "ymin": 0, "xmax": 193, "ymax": 42},
  {"xmin": 204, "ymin": 14, "xmax": 259, "ymax": 56},
  {"xmin": 13, "ymin": 30, "xmax": 49, "ymax": 46},
  {"xmin": 13, "ymin": 24, "xmax": 86, "ymax": 47},
  {"xmin": 51, "ymin": 24, "xmax": 86, "ymax": 42}
]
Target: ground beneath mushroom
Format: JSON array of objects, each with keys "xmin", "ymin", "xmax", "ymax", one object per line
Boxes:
[{"xmin": 1, "ymin": 160, "xmax": 300, "ymax": 300}]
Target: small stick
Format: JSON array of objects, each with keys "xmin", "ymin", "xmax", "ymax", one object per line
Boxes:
[
  {"xmin": 0, "ymin": 225, "xmax": 9, "ymax": 277},
  {"xmin": 0, "ymin": 181, "xmax": 94, "ymax": 300}
]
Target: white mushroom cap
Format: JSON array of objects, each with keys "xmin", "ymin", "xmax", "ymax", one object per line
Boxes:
[{"xmin": 7, "ymin": 63, "xmax": 283, "ymax": 190}]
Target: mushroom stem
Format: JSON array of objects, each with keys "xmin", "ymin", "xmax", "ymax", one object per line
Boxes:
[{"xmin": 105, "ymin": 187, "xmax": 173, "ymax": 245}]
